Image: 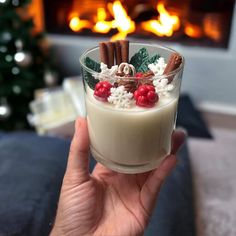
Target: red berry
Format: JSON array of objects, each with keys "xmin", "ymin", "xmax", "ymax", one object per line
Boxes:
[
  {"xmin": 95, "ymin": 82, "xmax": 102, "ymax": 90},
  {"xmin": 94, "ymin": 90, "xmax": 100, "ymax": 96},
  {"xmin": 136, "ymin": 72, "xmax": 144, "ymax": 78},
  {"xmin": 138, "ymin": 86, "xmax": 148, "ymax": 96},
  {"xmin": 94, "ymin": 81, "xmax": 112, "ymax": 101},
  {"xmin": 137, "ymin": 96, "xmax": 148, "ymax": 107},
  {"xmin": 134, "ymin": 84, "xmax": 158, "ymax": 107},
  {"xmin": 102, "ymin": 81, "xmax": 112, "ymax": 89},
  {"xmin": 146, "ymin": 85, "xmax": 155, "ymax": 92},
  {"xmin": 134, "ymin": 90, "xmax": 139, "ymax": 99},
  {"xmin": 147, "ymin": 91, "xmax": 158, "ymax": 103}
]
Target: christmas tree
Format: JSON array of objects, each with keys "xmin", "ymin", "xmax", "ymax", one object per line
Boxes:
[{"xmin": 0, "ymin": 0, "xmax": 57, "ymax": 130}]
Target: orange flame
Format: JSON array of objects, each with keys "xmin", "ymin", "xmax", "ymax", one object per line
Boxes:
[
  {"xmin": 141, "ymin": 3, "xmax": 180, "ymax": 37},
  {"xmin": 93, "ymin": 8, "xmax": 112, "ymax": 33},
  {"xmin": 111, "ymin": 1, "xmax": 135, "ymax": 40},
  {"xmin": 184, "ymin": 23, "xmax": 203, "ymax": 38},
  {"xmin": 69, "ymin": 14, "xmax": 92, "ymax": 32},
  {"xmin": 93, "ymin": 1, "xmax": 135, "ymax": 40}
]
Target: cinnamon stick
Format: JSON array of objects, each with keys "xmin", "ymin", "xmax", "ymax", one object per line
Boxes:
[
  {"xmin": 99, "ymin": 42, "xmax": 109, "ymax": 65},
  {"xmin": 99, "ymin": 40, "xmax": 129, "ymax": 67},
  {"xmin": 163, "ymin": 53, "xmax": 182, "ymax": 82},
  {"xmin": 119, "ymin": 40, "xmax": 129, "ymax": 63},
  {"xmin": 106, "ymin": 42, "xmax": 115, "ymax": 68},
  {"xmin": 114, "ymin": 41, "xmax": 122, "ymax": 65}
]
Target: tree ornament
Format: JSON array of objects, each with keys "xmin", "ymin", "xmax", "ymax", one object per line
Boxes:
[
  {"xmin": 12, "ymin": 0, "xmax": 20, "ymax": 7},
  {"xmin": 12, "ymin": 85, "xmax": 21, "ymax": 94},
  {"xmin": 0, "ymin": 0, "xmax": 7, "ymax": 4},
  {"xmin": 44, "ymin": 70, "xmax": 58, "ymax": 87},
  {"xmin": 0, "ymin": 98, "xmax": 11, "ymax": 120},
  {"xmin": 0, "ymin": 31, "xmax": 12, "ymax": 43},
  {"xmin": 14, "ymin": 39, "xmax": 32, "ymax": 67},
  {"xmin": 0, "ymin": 46, "xmax": 7, "ymax": 53},
  {"xmin": 14, "ymin": 51, "xmax": 32, "ymax": 67}
]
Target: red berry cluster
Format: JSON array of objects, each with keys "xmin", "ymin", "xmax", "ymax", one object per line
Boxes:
[
  {"xmin": 94, "ymin": 81, "xmax": 112, "ymax": 101},
  {"xmin": 134, "ymin": 85, "xmax": 158, "ymax": 107},
  {"xmin": 136, "ymin": 72, "xmax": 144, "ymax": 78},
  {"xmin": 136, "ymin": 71, "xmax": 154, "ymax": 80}
]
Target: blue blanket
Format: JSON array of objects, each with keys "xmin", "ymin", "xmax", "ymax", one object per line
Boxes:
[{"xmin": 0, "ymin": 132, "xmax": 195, "ymax": 236}]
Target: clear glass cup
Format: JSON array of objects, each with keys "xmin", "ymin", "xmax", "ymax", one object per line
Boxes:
[{"xmin": 80, "ymin": 43, "xmax": 184, "ymax": 174}]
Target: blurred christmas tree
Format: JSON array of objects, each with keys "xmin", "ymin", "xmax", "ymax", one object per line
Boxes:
[{"xmin": 0, "ymin": 0, "xmax": 58, "ymax": 130}]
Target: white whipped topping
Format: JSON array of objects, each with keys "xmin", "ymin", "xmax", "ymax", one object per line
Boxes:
[
  {"xmin": 108, "ymin": 86, "xmax": 133, "ymax": 109},
  {"xmin": 96, "ymin": 63, "xmax": 118, "ymax": 83},
  {"xmin": 148, "ymin": 57, "xmax": 166, "ymax": 76}
]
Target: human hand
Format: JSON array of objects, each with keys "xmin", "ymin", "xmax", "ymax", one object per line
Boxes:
[{"xmin": 50, "ymin": 118, "xmax": 186, "ymax": 236}]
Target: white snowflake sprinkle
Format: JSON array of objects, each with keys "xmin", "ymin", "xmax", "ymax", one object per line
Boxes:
[
  {"xmin": 153, "ymin": 78, "xmax": 168, "ymax": 90},
  {"xmin": 108, "ymin": 86, "xmax": 133, "ymax": 109},
  {"xmin": 95, "ymin": 63, "xmax": 118, "ymax": 83},
  {"xmin": 148, "ymin": 57, "xmax": 166, "ymax": 75},
  {"xmin": 153, "ymin": 78, "xmax": 174, "ymax": 96}
]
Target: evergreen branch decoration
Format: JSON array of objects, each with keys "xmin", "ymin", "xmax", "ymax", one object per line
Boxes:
[
  {"xmin": 148, "ymin": 54, "xmax": 160, "ymax": 65},
  {"xmin": 129, "ymin": 48, "xmax": 149, "ymax": 72},
  {"xmin": 130, "ymin": 48, "xmax": 160, "ymax": 72},
  {"xmin": 83, "ymin": 57, "xmax": 100, "ymax": 89}
]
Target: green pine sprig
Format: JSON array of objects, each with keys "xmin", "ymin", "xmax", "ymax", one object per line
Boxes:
[
  {"xmin": 83, "ymin": 57, "xmax": 100, "ymax": 89},
  {"xmin": 129, "ymin": 48, "xmax": 160, "ymax": 73}
]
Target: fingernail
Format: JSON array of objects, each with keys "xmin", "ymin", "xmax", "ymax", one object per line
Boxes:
[{"xmin": 176, "ymin": 126, "xmax": 188, "ymax": 136}]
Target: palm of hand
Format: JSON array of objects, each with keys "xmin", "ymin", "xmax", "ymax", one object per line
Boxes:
[
  {"xmin": 58, "ymin": 164, "xmax": 158, "ymax": 236},
  {"xmin": 92, "ymin": 164, "xmax": 152, "ymax": 236}
]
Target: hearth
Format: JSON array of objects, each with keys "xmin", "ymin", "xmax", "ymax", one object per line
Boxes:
[
  {"xmin": 42, "ymin": 0, "xmax": 236, "ymax": 114},
  {"xmin": 43, "ymin": 0, "xmax": 235, "ymax": 48}
]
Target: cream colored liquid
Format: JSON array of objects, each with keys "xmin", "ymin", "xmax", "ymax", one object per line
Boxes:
[{"xmin": 86, "ymin": 87, "xmax": 178, "ymax": 167}]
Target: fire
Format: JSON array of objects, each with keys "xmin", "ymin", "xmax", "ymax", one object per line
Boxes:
[
  {"xmin": 93, "ymin": 8, "xmax": 112, "ymax": 33},
  {"xmin": 184, "ymin": 23, "xmax": 203, "ymax": 38},
  {"xmin": 93, "ymin": 1, "xmax": 135, "ymax": 40},
  {"xmin": 68, "ymin": 2, "xmax": 185, "ymax": 40},
  {"xmin": 69, "ymin": 14, "xmax": 91, "ymax": 32},
  {"xmin": 141, "ymin": 3, "xmax": 180, "ymax": 37},
  {"xmin": 110, "ymin": 1, "xmax": 135, "ymax": 40}
]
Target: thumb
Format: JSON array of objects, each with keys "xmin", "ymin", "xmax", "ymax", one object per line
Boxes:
[{"xmin": 65, "ymin": 118, "xmax": 90, "ymax": 184}]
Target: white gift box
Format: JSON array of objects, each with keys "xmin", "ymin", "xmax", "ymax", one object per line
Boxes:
[{"xmin": 28, "ymin": 77, "xmax": 86, "ymax": 137}]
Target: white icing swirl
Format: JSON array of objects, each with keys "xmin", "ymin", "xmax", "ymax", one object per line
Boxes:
[{"xmin": 118, "ymin": 63, "xmax": 136, "ymax": 76}]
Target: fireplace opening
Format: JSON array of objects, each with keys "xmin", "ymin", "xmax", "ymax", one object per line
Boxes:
[{"xmin": 43, "ymin": 0, "xmax": 235, "ymax": 48}]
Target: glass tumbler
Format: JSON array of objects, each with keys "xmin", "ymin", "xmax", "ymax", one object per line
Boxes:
[{"xmin": 80, "ymin": 43, "xmax": 184, "ymax": 173}]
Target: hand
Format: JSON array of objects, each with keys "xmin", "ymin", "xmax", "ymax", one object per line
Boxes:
[{"xmin": 50, "ymin": 118, "xmax": 186, "ymax": 236}]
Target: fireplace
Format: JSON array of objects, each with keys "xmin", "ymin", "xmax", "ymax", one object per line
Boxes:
[
  {"xmin": 43, "ymin": 0, "xmax": 235, "ymax": 48},
  {"xmin": 42, "ymin": 0, "xmax": 236, "ymax": 115}
]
